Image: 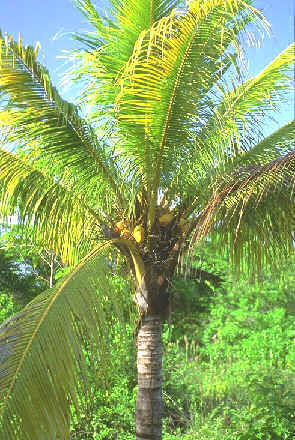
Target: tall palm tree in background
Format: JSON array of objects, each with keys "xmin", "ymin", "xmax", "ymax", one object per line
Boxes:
[{"xmin": 0, "ymin": 0, "xmax": 294, "ymax": 438}]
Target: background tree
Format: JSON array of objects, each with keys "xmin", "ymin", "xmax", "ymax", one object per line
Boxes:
[
  {"xmin": 0, "ymin": 247, "xmax": 38, "ymax": 297},
  {"xmin": 0, "ymin": 1, "xmax": 294, "ymax": 439},
  {"xmin": 1, "ymin": 223, "xmax": 67, "ymax": 290},
  {"xmin": 0, "ymin": 224, "xmax": 53, "ymax": 300}
]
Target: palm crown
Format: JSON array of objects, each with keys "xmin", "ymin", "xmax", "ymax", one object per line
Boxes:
[{"xmin": 0, "ymin": 0, "xmax": 294, "ymax": 438}]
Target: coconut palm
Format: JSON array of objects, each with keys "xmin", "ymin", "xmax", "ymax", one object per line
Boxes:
[{"xmin": 0, "ymin": 0, "xmax": 294, "ymax": 439}]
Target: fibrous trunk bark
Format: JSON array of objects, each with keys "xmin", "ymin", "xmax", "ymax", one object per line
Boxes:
[{"xmin": 136, "ymin": 315, "xmax": 163, "ymax": 440}]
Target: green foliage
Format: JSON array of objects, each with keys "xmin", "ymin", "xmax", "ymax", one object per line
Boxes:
[
  {"xmin": 0, "ymin": 293, "xmax": 21, "ymax": 324},
  {"xmin": 0, "ymin": 247, "xmax": 42, "ymax": 301},
  {"xmin": 161, "ymin": 257, "xmax": 295, "ymax": 439},
  {"xmin": 70, "ymin": 322, "xmax": 137, "ymax": 440},
  {"xmin": 0, "ymin": 223, "xmax": 70, "ymax": 304},
  {"xmin": 1, "ymin": 247, "xmax": 295, "ymax": 439}
]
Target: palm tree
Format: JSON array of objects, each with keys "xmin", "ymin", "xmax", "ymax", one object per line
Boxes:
[{"xmin": 0, "ymin": 0, "xmax": 294, "ymax": 438}]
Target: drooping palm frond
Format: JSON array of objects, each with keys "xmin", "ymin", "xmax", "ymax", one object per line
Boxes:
[
  {"xmin": 0, "ymin": 31, "xmax": 127, "ymax": 214},
  {"xmin": 194, "ymin": 150, "xmax": 295, "ymax": 272},
  {"xmin": 175, "ymin": 120, "xmax": 295, "ymax": 221},
  {"xmin": 214, "ymin": 120, "xmax": 295, "ymax": 177},
  {"xmin": 115, "ymin": 0, "xmax": 269, "ymax": 228},
  {"xmin": 0, "ymin": 148, "xmax": 105, "ymax": 265},
  {"xmin": 0, "ymin": 240, "xmax": 138, "ymax": 440}
]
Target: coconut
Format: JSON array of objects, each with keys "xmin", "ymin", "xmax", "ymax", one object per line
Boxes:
[{"xmin": 133, "ymin": 225, "xmax": 144, "ymax": 243}]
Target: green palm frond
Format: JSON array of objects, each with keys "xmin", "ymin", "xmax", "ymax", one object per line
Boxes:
[
  {"xmin": 115, "ymin": 0, "xmax": 268, "ymax": 228},
  {"xmin": 196, "ymin": 42, "xmax": 294, "ymax": 163},
  {"xmin": 234, "ymin": 120, "xmax": 295, "ymax": 165},
  {"xmin": 0, "ymin": 240, "xmax": 132, "ymax": 440},
  {"xmin": 0, "ymin": 31, "xmax": 125, "ymax": 212},
  {"xmin": 110, "ymin": 0, "xmax": 182, "ymax": 22},
  {"xmin": 194, "ymin": 151, "xmax": 295, "ymax": 272},
  {"xmin": 75, "ymin": 0, "xmax": 181, "ymax": 53},
  {"xmin": 0, "ymin": 148, "xmax": 103, "ymax": 265},
  {"xmin": 177, "ymin": 120, "xmax": 295, "ymax": 218},
  {"xmin": 71, "ymin": 0, "xmax": 181, "ymax": 122},
  {"xmin": 73, "ymin": 0, "xmax": 107, "ymax": 50},
  {"xmin": 212, "ymin": 120, "xmax": 295, "ymax": 181},
  {"xmin": 170, "ymin": 42, "xmax": 295, "ymax": 208},
  {"xmin": 109, "ymin": 0, "xmax": 184, "ymax": 56}
]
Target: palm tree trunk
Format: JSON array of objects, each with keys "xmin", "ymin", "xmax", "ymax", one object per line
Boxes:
[{"xmin": 136, "ymin": 315, "xmax": 163, "ymax": 440}]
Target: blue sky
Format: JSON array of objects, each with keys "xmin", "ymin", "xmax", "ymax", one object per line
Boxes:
[{"xmin": 1, "ymin": 0, "xmax": 294, "ymax": 127}]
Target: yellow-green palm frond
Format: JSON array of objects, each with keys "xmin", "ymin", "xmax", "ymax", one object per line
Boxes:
[
  {"xmin": 71, "ymin": 0, "xmax": 181, "ymax": 122},
  {"xmin": 179, "ymin": 120, "xmax": 295, "ymax": 216},
  {"xmin": 109, "ymin": 0, "xmax": 184, "ymax": 57},
  {"xmin": 115, "ymin": 0, "xmax": 268, "ymax": 227},
  {"xmin": 197, "ymin": 43, "xmax": 295, "ymax": 163},
  {"xmin": 169, "ymin": 43, "xmax": 294, "ymax": 204},
  {"xmin": 0, "ymin": 31, "xmax": 126, "ymax": 212},
  {"xmin": 194, "ymin": 150, "xmax": 295, "ymax": 273},
  {"xmin": 0, "ymin": 241, "xmax": 135, "ymax": 440},
  {"xmin": 0, "ymin": 148, "xmax": 105, "ymax": 265},
  {"xmin": 218, "ymin": 120, "xmax": 295, "ymax": 173},
  {"xmin": 75, "ymin": 0, "xmax": 181, "ymax": 54},
  {"xmin": 110, "ymin": 0, "xmax": 182, "ymax": 22}
]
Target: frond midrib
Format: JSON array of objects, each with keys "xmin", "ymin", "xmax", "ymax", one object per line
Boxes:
[{"xmin": 149, "ymin": 27, "xmax": 197, "ymax": 228}]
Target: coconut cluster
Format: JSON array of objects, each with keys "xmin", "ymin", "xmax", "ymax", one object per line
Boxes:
[
  {"xmin": 114, "ymin": 221, "xmax": 145, "ymax": 243},
  {"xmin": 113, "ymin": 211, "xmax": 188, "ymax": 247}
]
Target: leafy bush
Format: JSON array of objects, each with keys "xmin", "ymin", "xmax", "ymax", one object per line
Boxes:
[{"xmin": 161, "ymin": 255, "xmax": 295, "ymax": 440}]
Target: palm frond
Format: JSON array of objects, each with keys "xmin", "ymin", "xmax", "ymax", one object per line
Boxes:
[
  {"xmin": 211, "ymin": 120, "xmax": 295, "ymax": 182},
  {"xmin": 176, "ymin": 120, "xmax": 295, "ymax": 218},
  {"xmin": 115, "ymin": 0, "xmax": 268, "ymax": 228},
  {"xmin": 234, "ymin": 120, "xmax": 295, "ymax": 165},
  {"xmin": 0, "ymin": 148, "xmax": 103, "ymax": 265},
  {"xmin": 194, "ymin": 151, "xmax": 295, "ymax": 272},
  {"xmin": 110, "ymin": 0, "xmax": 182, "ymax": 22},
  {"xmin": 75, "ymin": 0, "xmax": 181, "ymax": 52},
  {"xmin": 0, "ymin": 31, "xmax": 125, "ymax": 212},
  {"xmin": 71, "ymin": 0, "xmax": 181, "ymax": 121},
  {"xmin": 170, "ymin": 43, "xmax": 295, "ymax": 211},
  {"xmin": 0, "ymin": 240, "xmax": 134, "ymax": 440},
  {"xmin": 195, "ymin": 42, "xmax": 295, "ymax": 166}
]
